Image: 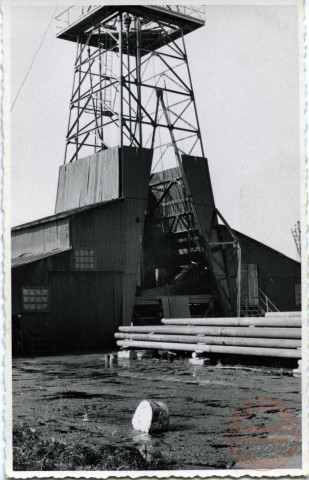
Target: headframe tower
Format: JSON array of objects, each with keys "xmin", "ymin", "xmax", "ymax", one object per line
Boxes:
[
  {"xmin": 56, "ymin": 6, "xmax": 205, "ymax": 165},
  {"xmin": 56, "ymin": 6, "xmax": 240, "ymax": 317}
]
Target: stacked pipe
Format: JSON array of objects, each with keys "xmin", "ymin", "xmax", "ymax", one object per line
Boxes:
[{"xmin": 115, "ymin": 312, "xmax": 302, "ymax": 359}]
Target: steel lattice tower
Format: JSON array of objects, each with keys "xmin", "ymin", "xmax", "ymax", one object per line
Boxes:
[
  {"xmin": 56, "ymin": 6, "xmax": 205, "ymax": 168},
  {"xmin": 56, "ymin": 6, "xmax": 241, "ymax": 317}
]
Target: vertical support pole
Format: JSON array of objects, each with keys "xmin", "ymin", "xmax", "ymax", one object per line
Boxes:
[
  {"xmin": 99, "ymin": 25, "xmax": 104, "ymax": 148},
  {"xmin": 76, "ymin": 36, "xmax": 81, "ymax": 162},
  {"xmin": 181, "ymin": 31, "xmax": 205, "ymax": 158},
  {"xmin": 266, "ymin": 295, "xmax": 269, "ymax": 312},
  {"xmin": 127, "ymin": 28, "xmax": 133, "ymax": 145},
  {"xmin": 118, "ymin": 13, "xmax": 123, "ymax": 149},
  {"xmin": 136, "ymin": 17, "xmax": 142, "ymax": 147},
  {"xmin": 118, "ymin": 12, "xmax": 124, "ymax": 198},
  {"xmin": 237, "ymin": 244, "xmax": 241, "ymax": 317},
  {"xmin": 159, "ymin": 90, "xmax": 181, "ymax": 165},
  {"xmin": 64, "ymin": 37, "xmax": 79, "ymax": 164}
]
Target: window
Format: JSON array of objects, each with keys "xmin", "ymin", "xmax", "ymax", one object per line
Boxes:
[
  {"xmin": 75, "ymin": 248, "xmax": 95, "ymax": 270},
  {"xmin": 22, "ymin": 287, "xmax": 49, "ymax": 312}
]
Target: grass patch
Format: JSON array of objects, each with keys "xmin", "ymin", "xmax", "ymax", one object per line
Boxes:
[{"xmin": 13, "ymin": 424, "xmax": 169, "ymax": 471}]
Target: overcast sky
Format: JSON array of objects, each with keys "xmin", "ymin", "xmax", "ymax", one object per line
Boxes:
[{"xmin": 10, "ymin": 3, "xmax": 301, "ymax": 260}]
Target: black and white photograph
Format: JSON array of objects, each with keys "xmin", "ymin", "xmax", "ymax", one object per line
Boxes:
[{"xmin": 4, "ymin": 0, "xmax": 307, "ymax": 476}]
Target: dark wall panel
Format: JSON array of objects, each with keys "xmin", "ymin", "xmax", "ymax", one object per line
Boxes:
[
  {"xmin": 49, "ymin": 271, "xmax": 123, "ymax": 352},
  {"xmin": 182, "ymin": 154, "xmax": 233, "ymax": 315},
  {"xmin": 122, "ymin": 147, "xmax": 153, "ymax": 199},
  {"xmin": 11, "ymin": 251, "xmax": 72, "ymax": 315},
  {"xmin": 220, "ymin": 226, "xmax": 301, "ymax": 312}
]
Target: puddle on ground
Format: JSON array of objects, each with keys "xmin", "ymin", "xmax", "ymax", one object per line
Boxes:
[{"xmin": 13, "ymin": 354, "xmax": 302, "ymax": 470}]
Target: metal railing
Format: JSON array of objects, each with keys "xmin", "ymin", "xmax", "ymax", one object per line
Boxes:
[
  {"xmin": 240, "ymin": 290, "xmax": 279, "ymax": 316},
  {"xmin": 55, "ymin": 5, "xmax": 205, "ymax": 32},
  {"xmin": 157, "ymin": 5, "xmax": 205, "ymax": 22},
  {"xmin": 55, "ymin": 6, "xmax": 98, "ymax": 32},
  {"xmin": 258, "ymin": 289, "xmax": 280, "ymax": 313}
]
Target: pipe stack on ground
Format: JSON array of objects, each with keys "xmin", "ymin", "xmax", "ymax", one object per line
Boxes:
[{"xmin": 115, "ymin": 312, "xmax": 302, "ymax": 359}]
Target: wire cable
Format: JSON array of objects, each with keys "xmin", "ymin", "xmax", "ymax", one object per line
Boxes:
[{"xmin": 11, "ymin": 7, "xmax": 57, "ymax": 112}]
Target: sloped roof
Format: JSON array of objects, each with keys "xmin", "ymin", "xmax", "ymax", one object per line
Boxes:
[
  {"xmin": 11, "ymin": 197, "xmax": 124, "ymax": 232},
  {"xmin": 12, "ymin": 247, "xmax": 71, "ymax": 268}
]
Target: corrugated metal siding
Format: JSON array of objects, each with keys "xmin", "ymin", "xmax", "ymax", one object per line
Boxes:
[
  {"xmin": 11, "ymin": 252, "xmax": 72, "ymax": 315},
  {"xmin": 120, "ymin": 147, "xmax": 153, "ymax": 324},
  {"xmin": 182, "ymin": 155, "xmax": 233, "ymax": 315},
  {"xmin": 49, "ymin": 271, "xmax": 123, "ymax": 352},
  {"xmin": 72, "ymin": 201, "xmax": 123, "ymax": 271},
  {"xmin": 71, "ymin": 199, "xmax": 151, "ymax": 324},
  {"xmin": 70, "ymin": 147, "xmax": 153, "ymax": 326},
  {"xmin": 55, "ymin": 147, "xmax": 119, "ymax": 213},
  {"xmin": 12, "ymin": 147, "xmax": 153, "ymax": 352}
]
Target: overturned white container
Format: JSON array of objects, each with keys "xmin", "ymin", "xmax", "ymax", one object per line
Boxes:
[
  {"xmin": 189, "ymin": 357, "xmax": 210, "ymax": 366},
  {"xmin": 132, "ymin": 400, "xmax": 169, "ymax": 433}
]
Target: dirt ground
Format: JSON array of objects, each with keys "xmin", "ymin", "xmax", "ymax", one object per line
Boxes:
[{"xmin": 12, "ymin": 353, "xmax": 302, "ymax": 471}]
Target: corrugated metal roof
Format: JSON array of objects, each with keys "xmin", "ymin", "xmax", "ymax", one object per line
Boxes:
[
  {"xmin": 12, "ymin": 247, "xmax": 71, "ymax": 268},
  {"xmin": 11, "ymin": 197, "xmax": 125, "ymax": 232}
]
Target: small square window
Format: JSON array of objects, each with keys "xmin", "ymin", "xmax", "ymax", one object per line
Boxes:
[
  {"xmin": 74, "ymin": 249, "xmax": 95, "ymax": 270},
  {"xmin": 22, "ymin": 287, "xmax": 49, "ymax": 312}
]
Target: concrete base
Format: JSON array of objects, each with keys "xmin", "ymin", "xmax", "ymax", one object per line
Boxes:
[{"xmin": 118, "ymin": 350, "xmax": 137, "ymax": 360}]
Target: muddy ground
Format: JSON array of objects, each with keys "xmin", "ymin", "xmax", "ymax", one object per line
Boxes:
[{"xmin": 13, "ymin": 354, "xmax": 302, "ymax": 471}]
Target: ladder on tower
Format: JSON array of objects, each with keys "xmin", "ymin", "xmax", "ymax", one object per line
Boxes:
[{"xmin": 103, "ymin": 50, "xmax": 113, "ymax": 112}]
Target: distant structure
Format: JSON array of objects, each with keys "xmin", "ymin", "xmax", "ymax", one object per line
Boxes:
[
  {"xmin": 11, "ymin": 6, "xmax": 301, "ymax": 356},
  {"xmin": 291, "ymin": 221, "xmax": 301, "ymax": 259}
]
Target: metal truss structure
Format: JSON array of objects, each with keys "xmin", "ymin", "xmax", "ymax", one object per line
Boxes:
[
  {"xmin": 149, "ymin": 171, "xmax": 242, "ymax": 316},
  {"xmin": 56, "ymin": 5, "xmax": 241, "ymax": 316},
  {"xmin": 57, "ymin": 6, "xmax": 205, "ymax": 170}
]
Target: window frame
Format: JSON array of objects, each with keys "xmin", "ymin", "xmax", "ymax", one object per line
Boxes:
[
  {"xmin": 22, "ymin": 287, "xmax": 49, "ymax": 313},
  {"xmin": 74, "ymin": 248, "xmax": 95, "ymax": 271}
]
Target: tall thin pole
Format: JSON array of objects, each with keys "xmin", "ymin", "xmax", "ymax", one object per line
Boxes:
[
  {"xmin": 237, "ymin": 245, "xmax": 241, "ymax": 317},
  {"xmin": 118, "ymin": 13, "xmax": 123, "ymax": 148},
  {"xmin": 64, "ymin": 37, "xmax": 80, "ymax": 164},
  {"xmin": 136, "ymin": 17, "xmax": 142, "ymax": 147},
  {"xmin": 127, "ymin": 31, "xmax": 132, "ymax": 145},
  {"xmin": 76, "ymin": 37, "xmax": 82, "ymax": 161},
  {"xmin": 181, "ymin": 31, "xmax": 205, "ymax": 158},
  {"xmin": 99, "ymin": 25, "xmax": 104, "ymax": 148}
]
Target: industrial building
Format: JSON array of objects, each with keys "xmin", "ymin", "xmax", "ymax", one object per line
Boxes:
[
  {"xmin": 11, "ymin": 150, "xmax": 300, "ymax": 356},
  {"xmin": 11, "ymin": 6, "xmax": 301, "ymax": 357}
]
